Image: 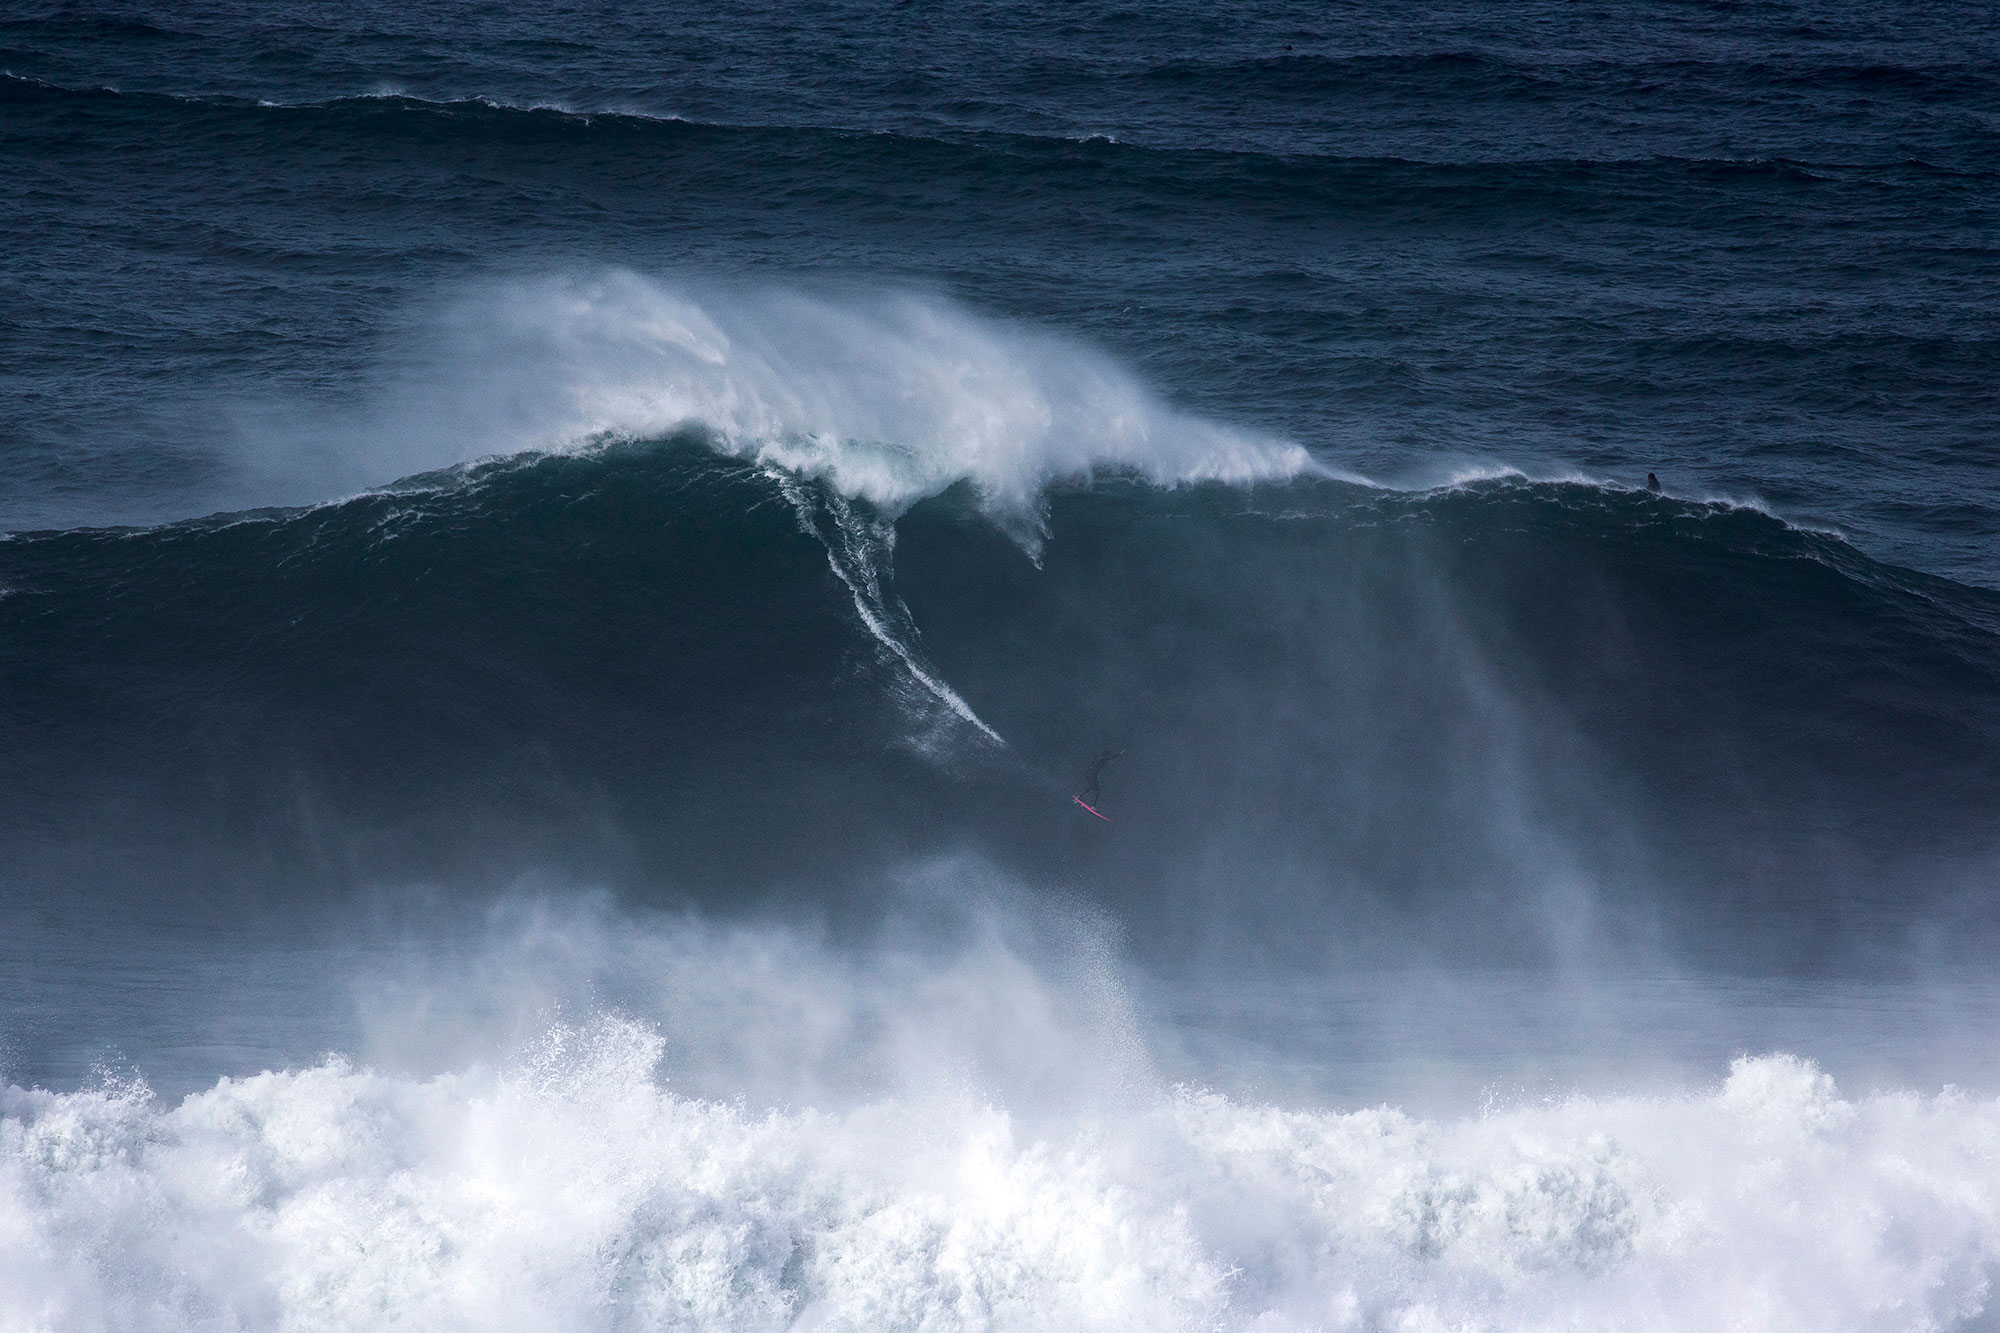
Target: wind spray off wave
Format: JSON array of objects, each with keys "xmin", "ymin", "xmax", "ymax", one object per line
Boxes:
[{"xmin": 263, "ymin": 273, "xmax": 1318, "ymax": 530}]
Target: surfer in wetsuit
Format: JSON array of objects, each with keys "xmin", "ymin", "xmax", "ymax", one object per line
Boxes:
[
  {"xmin": 1079, "ymin": 748, "xmax": 1124, "ymax": 805},
  {"xmin": 1646, "ymin": 472, "xmax": 1662, "ymax": 493}
]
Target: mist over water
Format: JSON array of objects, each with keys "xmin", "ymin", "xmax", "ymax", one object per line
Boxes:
[
  {"xmin": 226, "ymin": 274, "xmax": 1315, "ymax": 521},
  {"xmin": 11, "ymin": 883, "xmax": 2000, "ymax": 1330},
  {"xmin": 7, "ymin": 0, "xmax": 2000, "ymax": 1327}
]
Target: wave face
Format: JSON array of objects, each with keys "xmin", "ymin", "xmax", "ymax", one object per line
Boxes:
[{"xmin": 3, "ymin": 442, "xmax": 1996, "ymax": 963}]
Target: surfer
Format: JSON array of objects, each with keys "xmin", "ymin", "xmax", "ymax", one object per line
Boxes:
[
  {"xmin": 1646, "ymin": 472, "xmax": 1662, "ymax": 493},
  {"xmin": 1079, "ymin": 747, "xmax": 1124, "ymax": 806}
]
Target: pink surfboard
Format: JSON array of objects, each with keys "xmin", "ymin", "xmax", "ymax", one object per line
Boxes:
[{"xmin": 1073, "ymin": 796, "xmax": 1110, "ymax": 821}]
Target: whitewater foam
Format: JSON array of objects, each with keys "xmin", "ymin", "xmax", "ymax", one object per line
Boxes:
[
  {"xmin": 235, "ymin": 272, "xmax": 1318, "ymax": 529},
  {"xmin": 7, "ymin": 886, "xmax": 2000, "ymax": 1332},
  {"xmin": 5, "ymin": 1029, "xmax": 1996, "ymax": 1332}
]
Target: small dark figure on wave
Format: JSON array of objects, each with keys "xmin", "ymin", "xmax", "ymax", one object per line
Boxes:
[
  {"xmin": 1646, "ymin": 472, "xmax": 1662, "ymax": 493},
  {"xmin": 1079, "ymin": 748, "xmax": 1124, "ymax": 805}
]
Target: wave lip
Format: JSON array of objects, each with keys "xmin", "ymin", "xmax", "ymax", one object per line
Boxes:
[
  {"xmin": 240, "ymin": 272, "xmax": 1319, "ymax": 533},
  {"xmin": 3, "ymin": 1030, "xmax": 1995, "ymax": 1330}
]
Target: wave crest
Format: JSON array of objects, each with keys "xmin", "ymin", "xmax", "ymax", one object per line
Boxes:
[{"xmin": 253, "ymin": 272, "xmax": 1316, "ymax": 529}]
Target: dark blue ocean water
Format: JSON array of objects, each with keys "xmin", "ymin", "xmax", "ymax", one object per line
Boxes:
[
  {"xmin": 7, "ymin": 1, "xmax": 1999, "ymax": 575},
  {"xmin": 5, "ymin": 4, "xmax": 2000, "ymax": 1327}
]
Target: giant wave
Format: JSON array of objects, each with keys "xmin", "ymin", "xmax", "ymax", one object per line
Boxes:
[{"xmin": 3, "ymin": 433, "xmax": 1996, "ymax": 966}]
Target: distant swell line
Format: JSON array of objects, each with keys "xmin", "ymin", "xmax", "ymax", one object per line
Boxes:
[{"xmin": 6, "ymin": 71, "xmax": 1989, "ymax": 179}]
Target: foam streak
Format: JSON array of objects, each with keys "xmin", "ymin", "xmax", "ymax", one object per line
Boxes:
[{"xmin": 772, "ymin": 469, "xmax": 1003, "ymax": 748}]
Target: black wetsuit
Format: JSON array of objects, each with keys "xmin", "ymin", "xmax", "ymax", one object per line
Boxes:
[{"xmin": 1080, "ymin": 748, "xmax": 1124, "ymax": 803}]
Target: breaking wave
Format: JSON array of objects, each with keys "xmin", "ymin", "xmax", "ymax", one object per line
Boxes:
[
  {"xmin": 6, "ymin": 1018, "xmax": 1996, "ymax": 1330},
  {"xmin": 8, "ymin": 884, "xmax": 1998, "ymax": 1331},
  {"xmin": 238, "ymin": 273, "xmax": 1316, "ymax": 532}
]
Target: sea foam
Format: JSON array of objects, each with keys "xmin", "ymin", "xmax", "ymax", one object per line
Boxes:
[{"xmin": 4, "ymin": 1026, "xmax": 1996, "ymax": 1331}]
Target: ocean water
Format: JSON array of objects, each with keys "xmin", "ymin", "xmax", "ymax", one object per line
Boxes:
[{"xmin": 5, "ymin": 1, "xmax": 2000, "ymax": 1328}]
